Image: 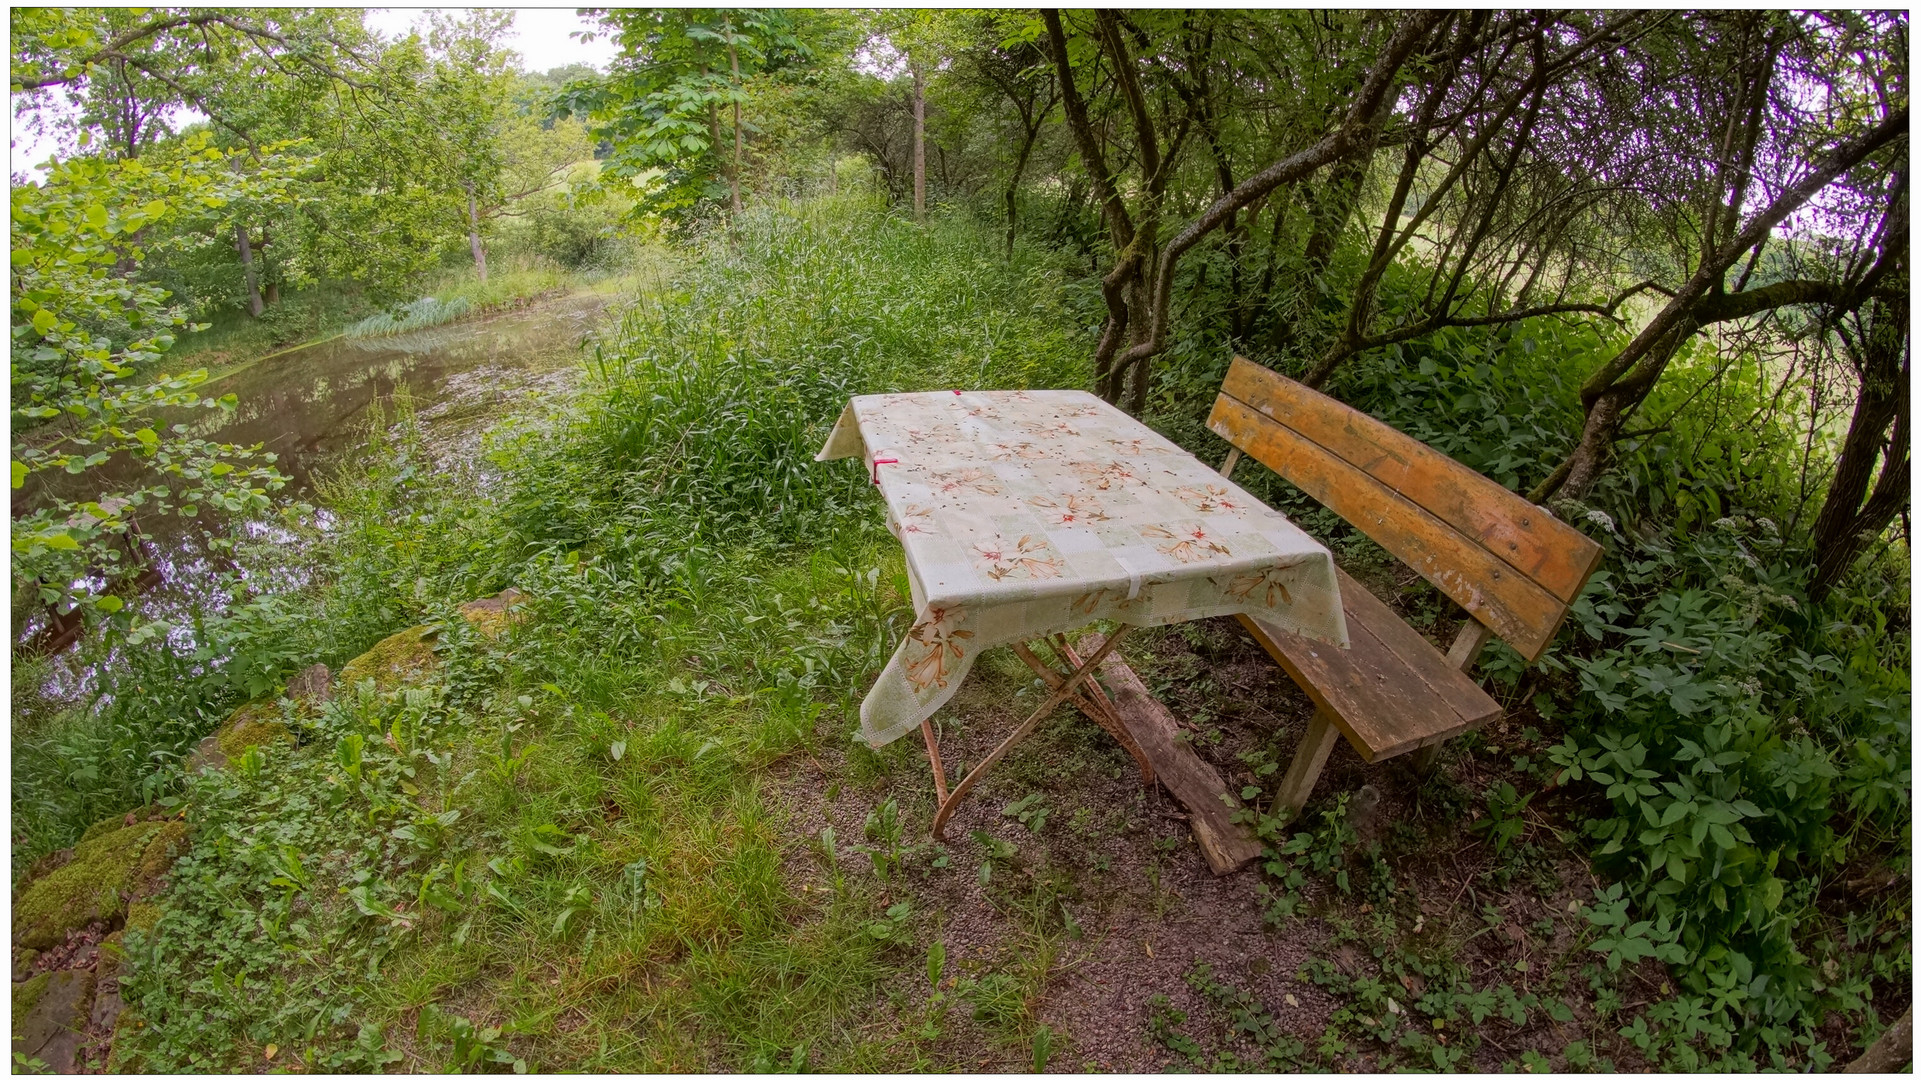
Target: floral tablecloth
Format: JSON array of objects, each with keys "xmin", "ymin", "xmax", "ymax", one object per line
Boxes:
[{"xmin": 817, "ymin": 389, "xmax": 1348, "ymax": 747}]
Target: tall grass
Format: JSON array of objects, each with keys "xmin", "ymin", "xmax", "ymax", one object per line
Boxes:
[
  {"xmin": 343, "ymin": 295, "xmax": 475, "ymax": 339},
  {"xmin": 495, "ymin": 194, "xmax": 1090, "ymax": 573}
]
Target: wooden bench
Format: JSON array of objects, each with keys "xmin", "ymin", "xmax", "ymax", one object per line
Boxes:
[{"xmin": 1207, "ymin": 356, "xmax": 1603, "ymax": 815}]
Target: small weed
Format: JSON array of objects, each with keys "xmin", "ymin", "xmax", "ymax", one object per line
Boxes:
[{"xmin": 1002, "ymin": 792, "xmax": 1051, "ymax": 834}]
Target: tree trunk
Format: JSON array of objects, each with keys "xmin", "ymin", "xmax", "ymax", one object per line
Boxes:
[
  {"xmin": 728, "ymin": 36, "xmax": 744, "ymax": 215},
  {"xmin": 235, "ymin": 223, "xmax": 264, "ymax": 317},
  {"xmin": 260, "ymin": 221, "xmax": 277, "ymax": 307},
  {"xmin": 1548, "ymin": 319, "xmax": 1694, "ymax": 501},
  {"xmin": 1538, "ymin": 107, "xmax": 1909, "ymax": 502},
  {"xmin": 1808, "ymin": 293, "xmax": 1909, "ymax": 602},
  {"xmin": 1005, "ymin": 118, "xmax": 1041, "ymax": 257},
  {"xmin": 1302, "ymin": 156, "xmax": 1368, "ymax": 281},
  {"xmin": 465, "ymin": 181, "xmax": 488, "ymax": 284},
  {"xmin": 1043, "ymin": 10, "xmax": 1137, "ymax": 402},
  {"xmin": 912, "ymin": 63, "xmax": 927, "ymax": 223},
  {"xmin": 1845, "ymin": 1007, "xmax": 1913, "ymax": 1073}
]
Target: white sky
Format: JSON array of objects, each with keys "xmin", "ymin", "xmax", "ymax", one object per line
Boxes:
[
  {"xmin": 9, "ymin": 9, "xmax": 618, "ymax": 177},
  {"xmin": 363, "ymin": 8, "xmax": 619, "ymax": 75}
]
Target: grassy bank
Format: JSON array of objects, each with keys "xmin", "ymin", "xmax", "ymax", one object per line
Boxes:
[
  {"xmin": 20, "ymin": 195, "xmax": 1907, "ymax": 1072},
  {"xmin": 173, "ymin": 260, "xmax": 618, "ymax": 376}
]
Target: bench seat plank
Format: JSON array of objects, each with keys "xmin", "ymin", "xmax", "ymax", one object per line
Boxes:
[{"xmin": 1238, "ymin": 569, "xmax": 1501, "ymax": 762}]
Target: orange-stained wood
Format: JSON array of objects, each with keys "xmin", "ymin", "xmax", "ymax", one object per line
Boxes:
[
  {"xmin": 1219, "ymin": 356, "xmax": 1602, "ymax": 602},
  {"xmin": 1210, "ymin": 394, "xmax": 1569, "ymax": 662}
]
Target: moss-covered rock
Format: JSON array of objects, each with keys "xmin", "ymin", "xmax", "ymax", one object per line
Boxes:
[
  {"xmin": 12, "ymin": 968, "xmax": 94, "ymax": 1072},
  {"xmin": 102, "ymin": 1004, "xmax": 141, "ymax": 1073},
  {"xmin": 124, "ymin": 902, "xmax": 162, "ymax": 938},
  {"xmin": 337, "ymin": 623, "xmax": 442, "ymax": 692},
  {"xmin": 13, "ymin": 820, "xmax": 177, "ymax": 950},
  {"xmin": 186, "ymin": 700, "xmax": 298, "ymax": 775},
  {"xmin": 330, "ymin": 591, "xmax": 525, "ymax": 697},
  {"xmin": 216, "ymin": 711, "xmax": 295, "ymax": 760},
  {"xmin": 19, "ymin": 848, "xmax": 73, "ymax": 890},
  {"xmin": 90, "ymin": 930, "xmax": 127, "ymax": 1037},
  {"xmin": 78, "ymin": 814, "xmax": 129, "ymax": 847},
  {"xmin": 14, "ymin": 970, "xmax": 50, "ymax": 1020},
  {"xmin": 14, "ymin": 947, "xmax": 40, "ymax": 982},
  {"xmin": 77, "ymin": 804, "xmax": 170, "ymax": 848},
  {"xmin": 284, "ymin": 661, "xmax": 333, "ymax": 706},
  {"xmin": 457, "ymin": 587, "xmax": 527, "ymax": 641},
  {"xmin": 132, "ymin": 821, "xmax": 189, "ymax": 889},
  {"xmin": 93, "ymin": 931, "xmax": 125, "ymax": 988}
]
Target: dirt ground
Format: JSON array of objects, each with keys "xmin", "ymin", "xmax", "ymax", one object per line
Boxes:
[{"xmin": 772, "ymin": 605, "xmax": 1649, "ymax": 1072}]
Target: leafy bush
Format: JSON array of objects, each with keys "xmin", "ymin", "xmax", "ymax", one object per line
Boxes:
[{"xmin": 1153, "ymin": 265, "xmax": 1908, "ymax": 1063}]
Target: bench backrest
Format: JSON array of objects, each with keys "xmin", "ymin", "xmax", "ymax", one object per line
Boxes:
[{"xmin": 1207, "ymin": 355, "xmax": 1602, "ymax": 663}]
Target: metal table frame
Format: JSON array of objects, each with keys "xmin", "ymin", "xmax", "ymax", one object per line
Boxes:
[{"xmin": 919, "ymin": 624, "xmax": 1154, "ymax": 840}]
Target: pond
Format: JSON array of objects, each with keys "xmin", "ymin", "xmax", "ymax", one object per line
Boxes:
[
  {"xmin": 188, "ymin": 287, "xmax": 611, "ymax": 495},
  {"xmin": 14, "ymin": 287, "xmax": 616, "ymax": 656}
]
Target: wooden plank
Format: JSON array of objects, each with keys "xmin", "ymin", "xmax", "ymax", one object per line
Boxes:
[
  {"xmin": 1082, "ymin": 635, "xmax": 1263, "ymax": 875},
  {"xmin": 1210, "ymin": 394, "xmax": 1569, "ymax": 662},
  {"xmin": 1330, "ymin": 567, "xmax": 1501, "ymax": 729},
  {"xmin": 1220, "ymin": 356, "xmax": 1603, "ymax": 603},
  {"xmin": 1236, "ymin": 605, "xmax": 1487, "ymax": 762},
  {"xmin": 1235, "ymin": 573, "xmax": 1500, "ymax": 762}
]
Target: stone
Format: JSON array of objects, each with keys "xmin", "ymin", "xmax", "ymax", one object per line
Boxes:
[
  {"xmin": 182, "ymin": 663, "xmax": 331, "ymax": 776},
  {"xmin": 186, "ymin": 700, "xmax": 297, "ymax": 775},
  {"xmin": 19, "ymin": 849, "xmax": 73, "ymax": 890},
  {"xmin": 337, "ymin": 624, "xmax": 443, "ymax": 693},
  {"xmin": 123, "ymin": 902, "xmax": 162, "ymax": 938},
  {"xmin": 332, "ymin": 590, "xmax": 525, "ymax": 696},
  {"xmin": 92, "ymin": 933, "xmax": 124, "ymax": 991},
  {"xmin": 89, "ymin": 960, "xmax": 124, "ymax": 1036},
  {"xmin": 457, "ymin": 587, "xmax": 528, "ymax": 641},
  {"xmin": 14, "ymin": 948, "xmax": 40, "ymax": 982},
  {"xmin": 130, "ymin": 821, "xmax": 189, "ymax": 897},
  {"xmin": 12, "ymin": 820, "xmax": 186, "ymax": 950},
  {"xmin": 78, "ymin": 814, "xmax": 134, "ymax": 847},
  {"xmin": 12, "ymin": 968, "xmax": 96, "ymax": 1073},
  {"xmin": 285, "ymin": 661, "xmax": 334, "ymax": 706},
  {"xmin": 102, "ymin": 1004, "xmax": 140, "ymax": 1073}
]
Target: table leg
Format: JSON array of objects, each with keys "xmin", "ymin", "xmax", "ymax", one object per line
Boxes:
[
  {"xmin": 920, "ymin": 719, "xmax": 950, "ymax": 806},
  {"xmin": 928, "ymin": 626, "xmax": 1135, "ymax": 841},
  {"xmin": 1012, "ymin": 639, "xmax": 1155, "ymax": 786}
]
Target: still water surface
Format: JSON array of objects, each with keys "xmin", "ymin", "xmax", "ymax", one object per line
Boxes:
[{"xmin": 16, "ymin": 288, "xmax": 615, "ymax": 658}]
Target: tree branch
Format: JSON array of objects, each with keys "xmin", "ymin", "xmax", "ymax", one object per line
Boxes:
[
  {"xmin": 1114, "ymin": 10, "xmax": 1446, "ymax": 376},
  {"xmin": 1579, "ymin": 106, "xmax": 1908, "ymax": 407}
]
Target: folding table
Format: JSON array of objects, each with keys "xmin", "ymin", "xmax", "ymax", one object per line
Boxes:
[{"xmin": 817, "ymin": 389, "xmax": 1348, "ymax": 849}]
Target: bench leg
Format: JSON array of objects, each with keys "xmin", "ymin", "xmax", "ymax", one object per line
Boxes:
[
  {"xmin": 1409, "ymin": 741, "xmax": 1445, "ymax": 776},
  {"xmin": 1275, "ymin": 708, "xmax": 1340, "ymax": 817}
]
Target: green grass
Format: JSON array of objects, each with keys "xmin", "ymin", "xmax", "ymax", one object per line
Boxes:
[
  {"xmin": 103, "ymin": 196, "xmax": 1095, "ymax": 1070},
  {"xmin": 175, "ymin": 260, "xmax": 610, "ymax": 367}
]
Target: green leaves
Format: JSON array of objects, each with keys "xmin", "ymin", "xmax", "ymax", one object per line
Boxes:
[
  {"xmin": 12, "ymin": 131, "xmax": 303, "ymax": 627},
  {"xmin": 1001, "ymin": 791, "xmax": 1050, "ymax": 833}
]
